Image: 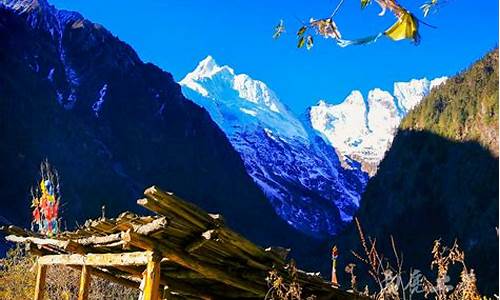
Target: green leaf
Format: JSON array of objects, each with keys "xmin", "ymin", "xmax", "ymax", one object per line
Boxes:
[
  {"xmin": 361, "ymin": 0, "xmax": 371, "ymax": 9},
  {"xmin": 297, "ymin": 36, "xmax": 305, "ymax": 48},
  {"xmin": 297, "ymin": 26, "xmax": 307, "ymax": 37},
  {"xmin": 306, "ymin": 36, "xmax": 314, "ymax": 50}
]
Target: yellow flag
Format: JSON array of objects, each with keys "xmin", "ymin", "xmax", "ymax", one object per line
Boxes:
[
  {"xmin": 384, "ymin": 12, "xmax": 418, "ymax": 41},
  {"xmin": 40, "ymin": 179, "xmax": 46, "ymax": 194}
]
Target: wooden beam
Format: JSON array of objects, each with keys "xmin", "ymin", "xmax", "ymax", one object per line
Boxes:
[
  {"xmin": 6, "ymin": 234, "xmax": 85, "ymax": 253},
  {"xmin": 37, "ymin": 251, "xmax": 153, "ymax": 266},
  {"xmin": 142, "ymin": 252, "xmax": 161, "ymax": 300},
  {"xmin": 78, "ymin": 265, "xmax": 92, "ymax": 300},
  {"xmin": 76, "ymin": 233, "xmax": 122, "ymax": 246},
  {"xmin": 33, "ymin": 263, "xmax": 47, "ymax": 300},
  {"xmin": 122, "ymin": 231, "xmax": 266, "ymax": 296},
  {"xmin": 7, "ymin": 235, "xmax": 69, "ymax": 249}
]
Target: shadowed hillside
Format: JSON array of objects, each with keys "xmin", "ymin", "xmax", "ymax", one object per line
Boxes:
[
  {"xmin": 335, "ymin": 50, "xmax": 499, "ymax": 296},
  {"xmin": 0, "ymin": 1, "xmax": 326, "ymax": 266}
]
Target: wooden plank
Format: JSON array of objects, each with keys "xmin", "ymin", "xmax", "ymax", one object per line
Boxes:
[
  {"xmin": 78, "ymin": 265, "xmax": 92, "ymax": 300},
  {"xmin": 37, "ymin": 251, "xmax": 153, "ymax": 266},
  {"xmin": 143, "ymin": 252, "xmax": 161, "ymax": 300},
  {"xmin": 33, "ymin": 263, "xmax": 47, "ymax": 300}
]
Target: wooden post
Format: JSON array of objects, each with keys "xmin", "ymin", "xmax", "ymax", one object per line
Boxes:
[
  {"xmin": 331, "ymin": 245, "xmax": 339, "ymax": 287},
  {"xmin": 33, "ymin": 263, "xmax": 47, "ymax": 300},
  {"xmin": 142, "ymin": 252, "xmax": 161, "ymax": 300},
  {"xmin": 78, "ymin": 265, "xmax": 92, "ymax": 300}
]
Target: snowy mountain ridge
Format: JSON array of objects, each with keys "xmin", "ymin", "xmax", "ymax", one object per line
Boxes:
[
  {"xmin": 180, "ymin": 56, "xmax": 308, "ymax": 142},
  {"xmin": 308, "ymin": 76, "xmax": 447, "ymax": 174},
  {"xmin": 180, "ymin": 55, "xmax": 445, "ymax": 236},
  {"xmin": 181, "ymin": 56, "xmax": 368, "ymax": 237}
]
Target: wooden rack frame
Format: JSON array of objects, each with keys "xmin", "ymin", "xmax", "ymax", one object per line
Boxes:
[
  {"xmin": 32, "ymin": 251, "xmax": 160, "ymax": 300},
  {"xmin": 2, "ymin": 185, "xmax": 365, "ymax": 300}
]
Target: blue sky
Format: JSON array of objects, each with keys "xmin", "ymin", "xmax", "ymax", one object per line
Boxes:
[{"xmin": 50, "ymin": 0, "xmax": 498, "ymax": 114}]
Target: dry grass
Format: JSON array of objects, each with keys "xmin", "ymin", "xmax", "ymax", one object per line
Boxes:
[
  {"xmin": 346, "ymin": 218, "xmax": 494, "ymax": 300},
  {"xmin": 0, "ymin": 246, "xmax": 139, "ymax": 300},
  {"xmin": 265, "ymin": 260, "xmax": 316, "ymax": 300}
]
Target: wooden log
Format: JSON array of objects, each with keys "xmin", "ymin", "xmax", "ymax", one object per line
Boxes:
[
  {"xmin": 133, "ymin": 217, "xmax": 168, "ymax": 235},
  {"xmin": 141, "ymin": 186, "xmax": 213, "ymax": 229},
  {"xmin": 33, "ymin": 263, "xmax": 47, "ymax": 300},
  {"xmin": 198, "ymin": 231, "xmax": 271, "ymax": 271},
  {"xmin": 76, "ymin": 233, "xmax": 122, "ymax": 245},
  {"xmin": 78, "ymin": 265, "xmax": 92, "ymax": 300},
  {"xmin": 37, "ymin": 251, "xmax": 153, "ymax": 266},
  {"xmin": 216, "ymin": 229, "xmax": 265, "ymax": 257},
  {"xmin": 137, "ymin": 197, "xmax": 206, "ymax": 231},
  {"xmin": 122, "ymin": 231, "xmax": 266, "ymax": 296},
  {"xmin": 93, "ymin": 240, "xmax": 125, "ymax": 249},
  {"xmin": 143, "ymin": 252, "xmax": 161, "ymax": 300},
  {"xmin": 5, "ymin": 234, "xmax": 86, "ymax": 254},
  {"xmin": 6, "ymin": 235, "xmax": 68, "ymax": 249}
]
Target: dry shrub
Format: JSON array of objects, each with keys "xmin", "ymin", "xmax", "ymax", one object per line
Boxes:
[
  {"xmin": 0, "ymin": 245, "xmax": 139, "ymax": 300},
  {"xmin": 265, "ymin": 260, "xmax": 316, "ymax": 300},
  {"xmin": 347, "ymin": 218, "xmax": 493, "ymax": 300},
  {"xmin": 0, "ymin": 246, "xmax": 36, "ymax": 299}
]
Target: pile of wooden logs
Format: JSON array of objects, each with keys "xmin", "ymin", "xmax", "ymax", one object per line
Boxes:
[{"xmin": 1, "ymin": 185, "xmax": 365, "ymax": 300}]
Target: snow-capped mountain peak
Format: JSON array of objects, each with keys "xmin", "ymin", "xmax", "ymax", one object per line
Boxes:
[
  {"xmin": 308, "ymin": 76, "xmax": 447, "ymax": 175},
  {"xmin": 184, "ymin": 55, "xmax": 233, "ymax": 80},
  {"xmin": 181, "ymin": 56, "xmax": 307, "ymax": 141},
  {"xmin": 180, "ymin": 56, "xmax": 368, "ymax": 237}
]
